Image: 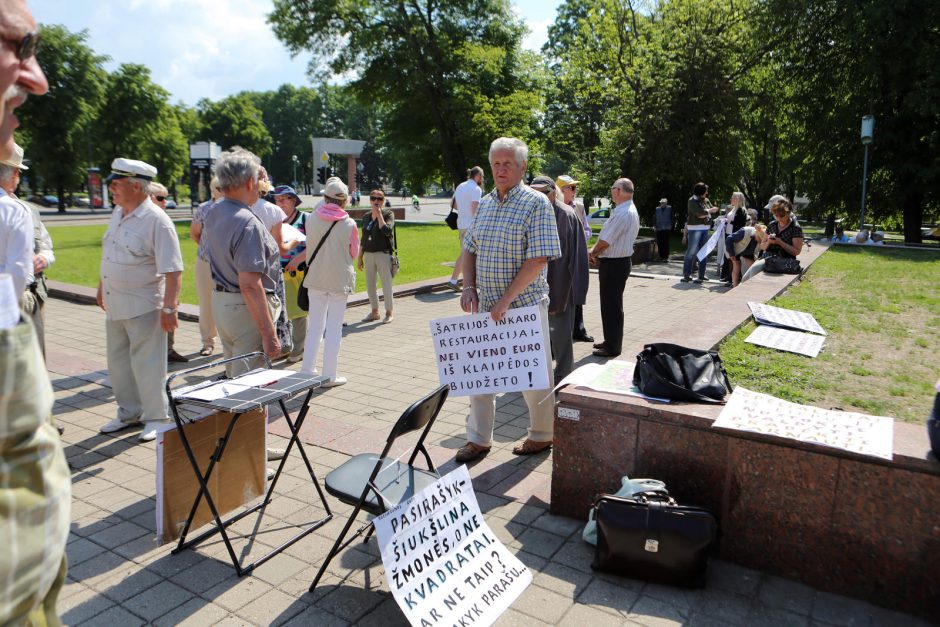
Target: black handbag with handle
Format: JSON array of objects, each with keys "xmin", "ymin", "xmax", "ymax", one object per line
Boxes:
[
  {"xmin": 591, "ymin": 493, "xmax": 718, "ymax": 587},
  {"xmin": 297, "ymin": 221, "xmax": 338, "ymax": 312},
  {"xmin": 633, "ymin": 343, "xmax": 732, "ymax": 403},
  {"xmin": 763, "ymin": 255, "xmax": 801, "ymax": 274},
  {"xmin": 444, "ymin": 208, "xmax": 459, "ymax": 230}
]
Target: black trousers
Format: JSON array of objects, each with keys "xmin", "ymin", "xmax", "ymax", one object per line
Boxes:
[
  {"xmin": 655, "ymin": 229, "xmax": 671, "ymax": 260},
  {"xmin": 573, "ymin": 304, "xmax": 588, "ymax": 338},
  {"xmin": 598, "ymin": 257, "xmax": 631, "ymax": 354}
]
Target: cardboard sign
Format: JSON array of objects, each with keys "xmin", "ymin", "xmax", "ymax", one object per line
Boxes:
[
  {"xmin": 430, "ymin": 306, "xmax": 549, "ymax": 397},
  {"xmin": 374, "ymin": 466, "xmax": 532, "ymax": 627},
  {"xmin": 156, "ymin": 409, "xmax": 267, "ymax": 543},
  {"xmin": 745, "ymin": 325, "xmax": 826, "ymax": 357},
  {"xmin": 748, "ymin": 301, "xmax": 826, "ymax": 335}
]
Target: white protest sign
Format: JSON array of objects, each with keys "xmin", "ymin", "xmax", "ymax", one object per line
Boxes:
[
  {"xmin": 430, "ymin": 306, "xmax": 549, "ymax": 397},
  {"xmin": 696, "ymin": 218, "xmax": 725, "ymax": 262},
  {"xmin": 747, "ymin": 301, "xmax": 826, "ymax": 335},
  {"xmin": 745, "ymin": 325, "xmax": 826, "ymax": 358},
  {"xmin": 374, "ymin": 465, "xmax": 532, "ymax": 627}
]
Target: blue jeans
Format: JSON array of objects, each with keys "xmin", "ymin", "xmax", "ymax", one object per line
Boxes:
[{"xmin": 683, "ymin": 229, "xmax": 710, "ymax": 280}]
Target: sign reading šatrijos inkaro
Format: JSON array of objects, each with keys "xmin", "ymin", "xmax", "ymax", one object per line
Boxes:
[
  {"xmin": 429, "ymin": 305, "xmax": 549, "ymax": 397},
  {"xmin": 374, "ymin": 466, "xmax": 532, "ymax": 627}
]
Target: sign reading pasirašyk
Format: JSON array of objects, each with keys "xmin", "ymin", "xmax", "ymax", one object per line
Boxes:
[{"xmin": 373, "ymin": 466, "xmax": 532, "ymax": 626}]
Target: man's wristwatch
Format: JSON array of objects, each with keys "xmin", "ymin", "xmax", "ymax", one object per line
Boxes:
[{"xmin": 161, "ymin": 307, "xmax": 177, "ymax": 315}]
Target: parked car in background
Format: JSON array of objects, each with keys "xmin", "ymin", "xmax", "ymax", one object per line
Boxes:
[
  {"xmin": 588, "ymin": 208, "xmax": 610, "ymax": 226},
  {"xmin": 166, "ymin": 199, "xmax": 177, "ymax": 209},
  {"xmin": 73, "ymin": 196, "xmax": 90, "ymax": 207},
  {"xmin": 40, "ymin": 195, "xmax": 59, "ymax": 207}
]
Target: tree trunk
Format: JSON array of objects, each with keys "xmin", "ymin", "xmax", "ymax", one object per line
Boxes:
[
  {"xmin": 57, "ymin": 181, "xmax": 66, "ymax": 213},
  {"xmin": 902, "ymin": 187, "xmax": 923, "ymax": 244}
]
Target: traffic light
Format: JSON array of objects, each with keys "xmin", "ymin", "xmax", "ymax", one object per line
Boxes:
[{"xmin": 317, "ymin": 166, "xmax": 327, "ymax": 184}]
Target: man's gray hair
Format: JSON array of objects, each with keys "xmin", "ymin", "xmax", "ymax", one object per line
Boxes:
[
  {"xmin": 613, "ymin": 177, "xmax": 634, "ymax": 193},
  {"xmin": 149, "ymin": 181, "xmax": 168, "ymax": 197},
  {"xmin": 488, "ymin": 137, "xmax": 528, "ymax": 167},
  {"xmin": 0, "ymin": 163, "xmax": 16, "ymax": 184},
  {"xmin": 216, "ymin": 147, "xmax": 261, "ymax": 191},
  {"xmin": 127, "ymin": 177, "xmax": 150, "ymax": 195}
]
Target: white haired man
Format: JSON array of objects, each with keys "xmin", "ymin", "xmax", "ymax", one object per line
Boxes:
[
  {"xmin": 202, "ymin": 148, "xmax": 282, "ymax": 377},
  {"xmin": 457, "ymin": 137, "xmax": 561, "ymax": 463},
  {"xmin": 589, "ymin": 178, "xmax": 640, "ymax": 358},
  {"xmin": 97, "ymin": 158, "xmax": 184, "ymax": 442}
]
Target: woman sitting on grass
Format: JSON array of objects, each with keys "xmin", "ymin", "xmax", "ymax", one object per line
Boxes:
[{"xmin": 741, "ymin": 197, "xmax": 803, "ymax": 282}]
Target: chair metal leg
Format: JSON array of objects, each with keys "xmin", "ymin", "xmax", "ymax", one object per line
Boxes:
[
  {"xmin": 310, "ymin": 503, "xmax": 368, "ymax": 592},
  {"xmin": 363, "ymin": 525, "xmax": 375, "ymax": 544}
]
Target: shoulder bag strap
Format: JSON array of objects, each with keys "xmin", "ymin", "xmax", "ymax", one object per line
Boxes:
[{"xmin": 308, "ymin": 220, "xmax": 339, "ymax": 265}]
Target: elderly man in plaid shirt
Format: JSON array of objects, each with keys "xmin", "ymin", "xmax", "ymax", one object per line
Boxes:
[{"xmin": 456, "ymin": 137, "xmax": 561, "ymax": 463}]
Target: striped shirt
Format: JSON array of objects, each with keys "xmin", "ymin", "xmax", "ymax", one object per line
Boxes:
[
  {"xmin": 597, "ymin": 199, "xmax": 640, "ymax": 258},
  {"xmin": 464, "ymin": 182, "xmax": 561, "ymax": 312}
]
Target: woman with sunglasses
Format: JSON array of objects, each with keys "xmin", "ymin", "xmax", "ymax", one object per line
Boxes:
[{"xmin": 357, "ymin": 189, "xmax": 396, "ymax": 323}]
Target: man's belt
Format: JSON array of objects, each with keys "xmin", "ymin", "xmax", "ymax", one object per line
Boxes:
[{"xmin": 215, "ymin": 285, "xmax": 276, "ymax": 296}]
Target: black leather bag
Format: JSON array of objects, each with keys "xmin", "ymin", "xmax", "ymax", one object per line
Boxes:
[
  {"xmin": 444, "ymin": 209, "xmax": 459, "ymax": 230},
  {"xmin": 763, "ymin": 255, "xmax": 801, "ymax": 274},
  {"xmin": 633, "ymin": 343, "xmax": 732, "ymax": 403},
  {"xmin": 591, "ymin": 493, "xmax": 718, "ymax": 587}
]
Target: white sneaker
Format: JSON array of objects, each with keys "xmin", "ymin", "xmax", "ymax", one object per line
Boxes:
[
  {"xmin": 138, "ymin": 423, "xmax": 160, "ymax": 442},
  {"xmin": 100, "ymin": 417, "xmax": 140, "ymax": 434},
  {"xmin": 267, "ymin": 447, "xmax": 286, "ymax": 461},
  {"xmin": 322, "ymin": 376, "xmax": 347, "ymax": 388}
]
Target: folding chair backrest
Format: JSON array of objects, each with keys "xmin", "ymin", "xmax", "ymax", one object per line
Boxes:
[{"xmin": 381, "ymin": 384, "xmax": 449, "ymax": 468}]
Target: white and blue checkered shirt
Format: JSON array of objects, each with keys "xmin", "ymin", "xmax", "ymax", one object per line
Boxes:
[{"xmin": 464, "ymin": 182, "xmax": 561, "ymax": 312}]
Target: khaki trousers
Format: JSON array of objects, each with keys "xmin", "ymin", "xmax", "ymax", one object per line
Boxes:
[
  {"xmin": 363, "ymin": 250, "xmax": 394, "ymax": 312},
  {"xmin": 106, "ymin": 309, "xmax": 169, "ymax": 424},
  {"xmin": 466, "ymin": 300, "xmax": 555, "ymax": 446},
  {"xmin": 195, "ymin": 257, "xmax": 217, "ymax": 348},
  {"xmin": 20, "ymin": 290, "xmax": 44, "ymax": 358},
  {"xmin": 212, "ymin": 290, "xmax": 281, "ymax": 377}
]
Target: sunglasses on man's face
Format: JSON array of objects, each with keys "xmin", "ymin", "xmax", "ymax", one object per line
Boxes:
[
  {"xmin": 4, "ymin": 30, "xmax": 40, "ymax": 61},
  {"xmin": 370, "ymin": 196, "xmax": 384, "ymax": 202},
  {"xmin": 154, "ymin": 196, "xmax": 167, "ymax": 202}
]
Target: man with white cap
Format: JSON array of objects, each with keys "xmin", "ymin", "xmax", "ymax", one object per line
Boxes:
[
  {"xmin": 97, "ymin": 158, "xmax": 184, "ymax": 442},
  {"xmin": 0, "ymin": 143, "xmax": 53, "ymax": 355},
  {"xmin": 203, "ymin": 148, "xmax": 282, "ymax": 377}
]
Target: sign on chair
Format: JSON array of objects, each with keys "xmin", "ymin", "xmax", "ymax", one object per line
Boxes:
[{"xmin": 373, "ymin": 465, "xmax": 532, "ymax": 626}]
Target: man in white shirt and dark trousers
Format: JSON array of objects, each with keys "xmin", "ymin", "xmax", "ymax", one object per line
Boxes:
[
  {"xmin": 589, "ymin": 178, "xmax": 640, "ymax": 358},
  {"xmin": 447, "ymin": 166, "xmax": 483, "ymax": 291}
]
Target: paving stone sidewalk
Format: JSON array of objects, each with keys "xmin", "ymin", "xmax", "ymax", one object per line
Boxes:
[{"xmin": 45, "ymin": 274, "xmax": 927, "ymax": 626}]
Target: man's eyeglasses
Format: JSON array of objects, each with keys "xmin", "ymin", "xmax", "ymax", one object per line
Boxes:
[
  {"xmin": 370, "ymin": 196, "xmax": 384, "ymax": 202},
  {"xmin": 154, "ymin": 196, "xmax": 167, "ymax": 202},
  {"xmin": 4, "ymin": 30, "xmax": 40, "ymax": 61}
]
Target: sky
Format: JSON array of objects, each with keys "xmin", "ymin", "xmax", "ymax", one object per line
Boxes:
[{"xmin": 31, "ymin": 0, "xmax": 557, "ymax": 106}]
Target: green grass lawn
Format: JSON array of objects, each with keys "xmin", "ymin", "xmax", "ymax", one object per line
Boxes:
[
  {"xmin": 47, "ymin": 222, "xmax": 463, "ymax": 305},
  {"xmin": 718, "ymin": 246, "xmax": 940, "ymax": 423}
]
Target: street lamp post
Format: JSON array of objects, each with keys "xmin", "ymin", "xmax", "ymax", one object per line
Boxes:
[
  {"xmin": 858, "ymin": 115, "xmax": 875, "ymax": 230},
  {"xmin": 291, "ymin": 154, "xmax": 299, "ymax": 188}
]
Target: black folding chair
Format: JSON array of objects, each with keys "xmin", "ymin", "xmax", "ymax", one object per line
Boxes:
[{"xmin": 309, "ymin": 384, "xmax": 449, "ymax": 591}]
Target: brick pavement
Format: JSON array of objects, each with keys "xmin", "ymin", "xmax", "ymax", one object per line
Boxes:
[{"xmin": 44, "ymin": 273, "xmax": 927, "ymax": 626}]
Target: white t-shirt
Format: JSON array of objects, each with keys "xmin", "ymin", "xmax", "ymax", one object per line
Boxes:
[
  {"xmin": 454, "ymin": 179, "xmax": 482, "ymax": 230},
  {"xmin": 250, "ymin": 199, "xmax": 284, "ymax": 232}
]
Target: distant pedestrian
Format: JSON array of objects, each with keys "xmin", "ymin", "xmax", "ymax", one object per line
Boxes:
[
  {"xmin": 357, "ymin": 188, "xmax": 395, "ymax": 323},
  {"xmin": 97, "ymin": 158, "xmax": 183, "ymax": 442},
  {"xmin": 682, "ymin": 182, "xmax": 717, "ymax": 283},
  {"xmin": 654, "ymin": 197, "xmax": 673, "ymax": 261},
  {"xmin": 447, "ymin": 166, "xmax": 483, "ymax": 291},
  {"xmin": 411, "ymin": 193, "xmax": 420, "ymax": 211},
  {"xmin": 557, "ymin": 174, "xmax": 594, "ymax": 343},
  {"xmin": 716, "ymin": 192, "xmax": 747, "ymax": 283}
]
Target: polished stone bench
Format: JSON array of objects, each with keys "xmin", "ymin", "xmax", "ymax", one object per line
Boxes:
[{"xmin": 551, "ymin": 389, "xmax": 937, "ymax": 618}]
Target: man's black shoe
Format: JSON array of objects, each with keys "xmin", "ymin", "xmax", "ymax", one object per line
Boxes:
[
  {"xmin": 573, "ymin": 334, "xmax": 594, "ymax": 343},
  {"xmin": 168, "ymin": 349, "xmax": 190, "ymax": 363}
]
